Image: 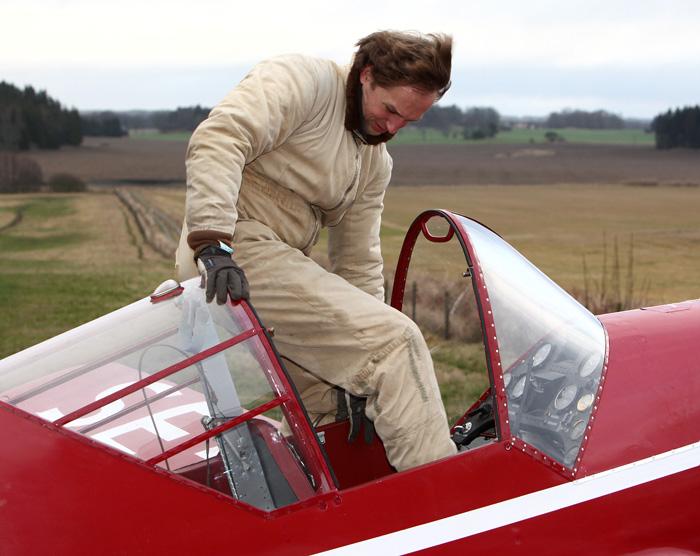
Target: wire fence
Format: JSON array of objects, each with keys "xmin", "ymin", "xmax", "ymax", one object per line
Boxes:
[{"xmin": 384, "ymin": 273, "xmax": 483, "ymax": 343}]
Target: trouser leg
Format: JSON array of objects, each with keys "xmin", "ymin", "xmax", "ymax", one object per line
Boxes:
[{"xmin": 233, "ymin": 220, "xmax": 457, "ymax": 471}]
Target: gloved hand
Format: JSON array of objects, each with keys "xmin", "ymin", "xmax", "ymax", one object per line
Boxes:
[{"xmin": 195, "ymin": 245, "xmax": 250, "ymax": 304}]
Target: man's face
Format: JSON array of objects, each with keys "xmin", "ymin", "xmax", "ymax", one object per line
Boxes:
[{"xmin": 359, "ymin": 66, "xmax": 437, "ymax": 139}]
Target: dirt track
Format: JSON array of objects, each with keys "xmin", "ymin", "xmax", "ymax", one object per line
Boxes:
[{"xmin": 20, "ymin": 136, "xmax": 700, "ymax": 188}]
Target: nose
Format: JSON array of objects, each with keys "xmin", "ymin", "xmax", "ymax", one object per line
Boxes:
[{"xmin": 386, "ymin": 115, "xmax": 407, "ymax": 134}]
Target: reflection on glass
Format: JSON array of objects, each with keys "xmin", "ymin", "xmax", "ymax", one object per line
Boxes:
[
  {"xmin": 456, "ymin": 216, "xmax": 606, "ymax": 468},
  {"xmin": 512, "ymin": 375, "xmax": 526, "ymax": 399},
  {"xmin": 532, "ymin": 343, "xmax": 552, "ymax": 367},
  {"xmin": 577, "ymin": 393, "xmax": 594, "ymax": 412},
  {"xmin": 0, "ymin": 278, "xmax": 319, "ymax": 511},
  {"xmin": 579, "ymin": 353, "xmax": 602, "ymax": 378}
]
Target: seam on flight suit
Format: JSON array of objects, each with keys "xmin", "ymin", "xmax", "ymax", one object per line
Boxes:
[{"xmin": 406, "ymin": 331, "xmax": 429, "ymax": 402}]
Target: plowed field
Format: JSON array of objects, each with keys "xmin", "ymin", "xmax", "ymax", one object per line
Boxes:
[{"xmin": 24, "ymin": 136, "xmax": 700, "ymax": 188}]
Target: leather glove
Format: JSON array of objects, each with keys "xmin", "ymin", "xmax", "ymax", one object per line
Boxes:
[{"xmin": 195, "ymin": 245, "xmax": 250, "ymax": 304}]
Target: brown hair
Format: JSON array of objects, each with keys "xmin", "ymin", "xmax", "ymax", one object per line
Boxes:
[{"xmin": 345, "ymin": 30, "xmax": 453, "ymax": 139}]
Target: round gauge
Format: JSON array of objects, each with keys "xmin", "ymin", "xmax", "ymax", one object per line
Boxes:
[
  {"xmin": 554, "ymin": 385, "xmax": 578, "ymax": 410},
  {"xmin": 512, "ymin": 375, "xmax": 527, "ymax": 399},
  {"xmin": 577, "ymin": 393, "xmax": 595, "ymax": 411},
  {"xmin": 532, "ymin": 343, "xmax": 552, "ymax": 367},
  {"xmin": 503, "ymin": 372, "xmax": 512, "ymax": 388},
  {"xmin": 570, "ymin": 419, "xmax": 586, "ymax": 440},
  {"xmin": 564, "ymin": 446, "xmax": 580, "ymax": 467},
  {"xmin": 580, "ymin": 353, "xmax": 602, "ymax": 378}
]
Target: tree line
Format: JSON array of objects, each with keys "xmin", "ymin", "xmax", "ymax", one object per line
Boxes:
[
  {"xmin": 82, "ymin": 106, "xmax": 211, "ymax": 137},
  {"xmin": 0, "ymin": 81, "xmax": 211, "ymax": 149},
  {"xmin": 2, "ymin": 80, "xmax": 698, "ymax": 151},
  {"xmin": 651, "ymin": 106, "xmax": 700, "ymax": 149},
  {"xmin": 80, "ymin": 112, "xmax": 127, "ymax": 137},
  {"xmin": 414, "ymin": 105, "xmax": 502, "ymax": 139},
  {"xmin": 411, "ymin": 106, "xmax": 636, "ymax": 139},
  {"xmin": 545, "ymin": 109, "xmax": 624, "ymax": 129},
  {"xmin": 0, "ymin": 81, "xmax": 82, "ymax": 150},
  {"xmin": 125, "ymin": 106, "xmax": 210, "ymax": 133}
]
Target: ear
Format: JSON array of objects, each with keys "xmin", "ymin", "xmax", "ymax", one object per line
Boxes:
[{"xmin": 360, "ymin": 66, "xmax": 373, "ymax": 85}]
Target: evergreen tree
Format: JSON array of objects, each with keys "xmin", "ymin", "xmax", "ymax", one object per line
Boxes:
[
  {"xmin": 652, "ymin": 106, "xmax": 700, "ymax": 149},
  {"xmin": 0, "ymin": 81, "xmax": 83, "ymax": 150}
]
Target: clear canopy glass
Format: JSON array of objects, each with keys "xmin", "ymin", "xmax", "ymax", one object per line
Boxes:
[
  {"xmin": 456, "ymin": 216, "xmax": 606, "ymax": 468},
  {"xmin": 0, "ymin": 278, "xmax": 324, "ymax": 510}
]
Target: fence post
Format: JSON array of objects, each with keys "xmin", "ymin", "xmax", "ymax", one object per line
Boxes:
[{"xmin": 444, "ymin": 291, "xmax": 451, "ymax": 339}]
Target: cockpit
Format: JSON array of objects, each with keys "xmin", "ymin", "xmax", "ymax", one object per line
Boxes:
[
  {"xmin": 0, "ymin": 210, "xmax": 608, "ymax": 513},
  {"xmin": 0, "ymin": 279, "xmax": 334, "ymax": 511}
]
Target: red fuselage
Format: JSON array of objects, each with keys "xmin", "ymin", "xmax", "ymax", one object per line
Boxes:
[{"xmin": 1, "ymin": 301, "xmax": 699, "ymax": 554}]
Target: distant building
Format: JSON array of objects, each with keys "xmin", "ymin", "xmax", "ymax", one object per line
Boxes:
[{"xmin": 513, "ymin": 122, "xmax": 539, "ymax": 130}]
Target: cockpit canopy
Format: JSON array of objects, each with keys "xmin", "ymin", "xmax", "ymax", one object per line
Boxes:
[
  {"xmin": 393, "ymin": 212, "xmax": 606, "ymax": 471},
  {"xmin": 0, "ymin": 279, "xmax": 332, "ymax": 511},
  {"xmin": 454, "ymin": 216, "xmax": 606, "ymax": 468}
]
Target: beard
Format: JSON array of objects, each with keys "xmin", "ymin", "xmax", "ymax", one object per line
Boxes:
[
  {"xmin": 345, "ymin": 68, "xmax": 395, "ymax": 145},
  {"xmin": 359, "ymin": 119, "xmax": 395, "ymax": 145}
]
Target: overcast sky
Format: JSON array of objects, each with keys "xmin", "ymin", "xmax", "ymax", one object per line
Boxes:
[{"xmin": 3, "ymin": 0, "xmax": 699, "ymax": 118}]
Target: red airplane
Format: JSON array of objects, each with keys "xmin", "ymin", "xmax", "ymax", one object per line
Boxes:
[{"xmin": 1, "ymin": 209, "xmax": 699, "ymax": 555}]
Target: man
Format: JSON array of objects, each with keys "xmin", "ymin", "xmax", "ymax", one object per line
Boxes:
[{"xmin": 176, "ymin": 31, "xmax": 457, "ymax": 471}]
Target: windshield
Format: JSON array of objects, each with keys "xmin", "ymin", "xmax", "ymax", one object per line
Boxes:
[
  {"xmin": 456, "ymin": 215, "xmax": 606, "ymax": 468},
  {"xmin": 0, "ymin": 278, "xmax": 330, "ymax": 510}
]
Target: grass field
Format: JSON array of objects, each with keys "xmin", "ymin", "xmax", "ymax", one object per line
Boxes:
[
  {"xmin": 130, "ymin": 130, "xmax": 193, "ymax": 142},
  {"xmin": 328, "ymin": 184, "xmax": 700, "ymax": 306},
  {"xmin": 4, "ymin": 130, "xmax": 699, "ymax": 437},
  {"xmin": 127, "ymin": 182, "xmax": 700, "ymax": 305},
  {"xmin": 4, "ymin": 184, "xmax": 698, "ymax": 354},
  {"xmin": 2, "ymin": 183, "xmax": 699, "ymax": 423},
  {"xmin": 376, "ymin": 127, "xmax": 654, "ymax": 146},
  {"xmin": 129, "ymin": 127, "xmax": 655, "ymax": 146},
  {"xmin": 0, "ymin": 192, "xmax": 172, "ymax": 359}
]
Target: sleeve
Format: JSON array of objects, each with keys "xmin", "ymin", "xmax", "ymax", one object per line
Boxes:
[
  {"xmin": 327, "ymin": 149, "xmax": 393, "ymax": 301},
  {"xmin": 185, "ymin": 55, "xmax": 325, "ymax": 252}
]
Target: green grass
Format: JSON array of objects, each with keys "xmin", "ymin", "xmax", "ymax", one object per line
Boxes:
[
  {"xmin": 0, "ymin": 197, "xmax": 74, "ymax": 220},
  {"xmin": 430, "ymin": 341, "xmax": 490, "ymax": 424},
  {"xmin": 129, "ymin": 130, "xmax": 192, "ymax": 142},
  {"xmin": 393, "ymin": 126, "xmax": 655, "ymax": 146},
  {"xmin": 128, "ymin": 127, "xmax": 654, "ymax": 146},
  {"xmin": 0, "ymin": 198, "xmax": 84, "ymax": 251},
  {"xmin": 0, "ymin": 272, "xmax": 161, "ymax": 358},
  {"xmin": 22, "ymin": 197, "xmax": 75, "ymax": 218},
  {"xmin": 0, "ymin": 232, "xmax": 85, "ymax": 252},
  {"xmin": 0, "ymin": 194, "xmax": 172, "ymax": 358},
  {"xmin": 3, "ymin": 184, "xmax": 699, "ymax": 425}
]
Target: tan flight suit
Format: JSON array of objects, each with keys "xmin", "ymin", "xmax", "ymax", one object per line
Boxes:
[{"xmin": 176, "ymin": 54, "xmax": 456, "ymax": 471}]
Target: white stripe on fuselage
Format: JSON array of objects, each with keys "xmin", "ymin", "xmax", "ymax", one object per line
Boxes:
[{"xmin": 315, "ymin": 441, "xmax": 700, "ymax": 555}]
